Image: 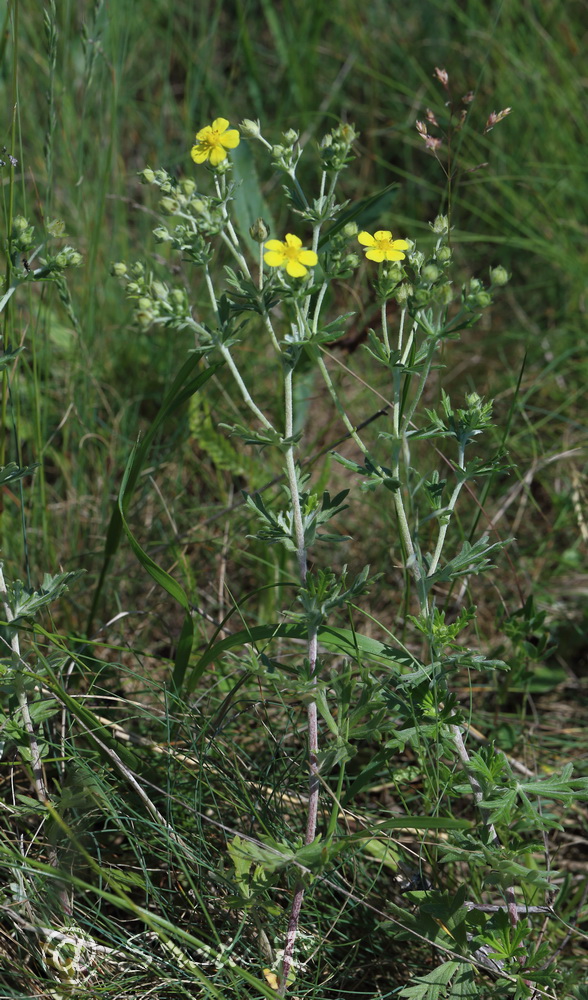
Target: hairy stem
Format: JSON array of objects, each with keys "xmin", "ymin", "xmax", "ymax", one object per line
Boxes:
[{"xmin": 279, "ymin": 366, "xmax": 320, "ymax": 994}]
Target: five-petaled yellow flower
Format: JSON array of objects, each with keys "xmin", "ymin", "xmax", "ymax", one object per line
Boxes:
[
  {"xmin": 358, "ymin": 230, "xmax": 409, "ymax": 263},
  {"xmin": 191, "ymin": 118, "xmax": 240, "ymax": 167},
  {"xmin": 264, "ymin": 233, "xmax": 318, "ymax": 278}
]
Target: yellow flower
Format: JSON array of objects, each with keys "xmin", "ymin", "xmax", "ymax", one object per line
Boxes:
[
  {"xmin": 191, "ymin": 117, "xmax": 240, "ymax": 167},
  {"xmin": 358, "ymin": 230, "xmax": 409, "ymax": 263},
  {"xmin": 264, "ymin": 233, "xmax": 318, "ymax": 278}
]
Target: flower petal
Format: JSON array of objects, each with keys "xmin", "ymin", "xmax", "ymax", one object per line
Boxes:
[
  {"xmin": 298, "ymin": 250, "xmax": 318, "ymax": 266},
  {"xmin": 209, "ymin": 145, "xmax": 228, "ymax": 166},
  {"xmin": 358, "ymin": 231, "xmax": 376, "ymax": 247},
  {"xmin": 264, "ymin": 240, "xmax": 286, "ymax": 252},
  {"xmin": 365, "ymin": 249, "xmax": 386, "ymax": 262},
  {"xmin": 211, "ymin": 117, "xmax": 230, "ymax": 132},
  {"xmin": 264, "ymin": 251, "xmax": 285, "ymax": 267},
  {"xmin": 191, "ymin": 145, "xmax": 210, "ymax": 163},
  {"xmin": 286, "ymin": 260, "xmax": 307, "ymax": 277},
  {"xmin": 195, "ymin": 125, "xmax": 213, "ymax": 142},
  {"xmin": 392, "ymin": 239, "xmax": 410, "ymax": 250},
  {"xmin": 374, "ymin": 230, "xmax": 392, "ymax": 241},
  {"xmin": 284, "ymin": 233, "xmax": 302, "ymax": 248},
  {"xmin": 220, "ymin": 129, "xmax": 240, "ymax": 149},
  {"xmin": 385, "ymin": 250, "xmax": 406, "ymax": 260}
]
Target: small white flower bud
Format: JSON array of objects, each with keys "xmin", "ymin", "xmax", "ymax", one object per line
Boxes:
[
  {"xmin": 239, "ymin": 118, "xmax": 262, "ymax": 138},
  {"xmin": 490, "ymin": 265, "xmax": 509, "ymax": 286}
]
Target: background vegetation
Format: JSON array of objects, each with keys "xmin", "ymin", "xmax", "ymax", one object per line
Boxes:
[{"xmin": 1, "ymin": 0, "xmax": 587, "ymax": 997}]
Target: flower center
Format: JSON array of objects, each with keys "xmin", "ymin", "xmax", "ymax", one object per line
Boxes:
[{"xmin": 284, "ymin": 245, "xmax": 300, "ymax": 260}]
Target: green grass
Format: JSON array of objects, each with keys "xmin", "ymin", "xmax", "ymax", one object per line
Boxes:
[{"xmin": 1, "ymin": 1, "xmax": 587, "ymax": 998}]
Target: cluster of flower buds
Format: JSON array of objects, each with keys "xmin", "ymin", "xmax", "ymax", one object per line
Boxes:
[
  {"xmin": 462, "ymin": 265, "xmax": 509, "ymax": 311},
  {"xmin": 271, "ymin": 128, "xmax": 301, "ymax": 173},
  {"xmin": 8, "ymin": 216, "xmax": 82, "ymax": 274},
  {"xmin": 46, "ymin": 246, "xmax": 83, "ymax": 270},
  {"xmin": 321, "ymin": 221, "xmax": 360, "ymax": 280},
  {"xmin": 10, "ymin": 216, "xmax": 35, "ymax": 256},
  {"xmin": 464, "ymin": 277, "xmax": 492, "ymax": 310},
  {"xmin": 372, "ymin": 259, "xmax": 408, "ymax": 302},
  {"xmin": 372, "ymin": 216, "xmax": 453, "ymax": 310},
  {"xmin": 110, "ymin": 260, "xmax": 190, "ymax": 330},
  {"xmin": 140, "ymin": 168, "xmax": 226, "ymax": 262},
  {"xmin": 319, "ymin": 122, "xmax": 359, "ymax": 173}
]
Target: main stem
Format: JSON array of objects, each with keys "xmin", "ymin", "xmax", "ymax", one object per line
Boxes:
[{"xmin": 279, "ymin": 368, "xmax": 320, "ymax": 994}]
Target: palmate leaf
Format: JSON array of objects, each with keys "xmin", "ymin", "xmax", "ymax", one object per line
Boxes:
[
  {"xmin": 10, "ymin": 571, "xmax": 85, "ymax": 622},
  {"xmin": 425, "ymin": 535, "xmax": 508, "ymax": 591}
]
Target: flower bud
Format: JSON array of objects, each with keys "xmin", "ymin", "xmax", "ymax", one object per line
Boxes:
[
  {"xmin": 475, "ymin": 291, "xmax": 492, "ymax": 307},
  {"xmin": 68, "ymin": 250, "xmax": 83, "ymax": 267},
  {"xmin": 395, "ymin": 283, "xmax": 413, "ymax": 304},
  {"xmin": 283, "ymin": 128, "xmax": 298, "ymax": 144},
  {"xmin": 383, "ymin": 261, "xmax": 404, "ymax": 283},
  {"xmin": 153, "ymin": 226, "xmax": 171, "ymax": 243},
  {"xmin": 136, "ymin": 308, "xmax": 154, "ymax": 330},
  {"xmin": 422, "ymin": 263, "xmax": 440, "ymax": 283},
  {"xmin": 151, "ymin": 281, "xmax": 168, "ymax": 300},
  {"xmin": 159, "ymin": 196, "xmax": 179, "ymax": 215},
  {"xmin": 342, "ymin": 222, "xmax": 358, "ymax": 238},
  {"xmin": 126, "ymin": 281, "xmax": 141, "ymax": 294},
  {"xmin": 170, "ymin": 289, "xmax": 185, "ymax": 307},
  {"xmin": 180, "ymin": 178, "xmax": 196, "ymax": 196},
  {"xmin": 139, "ymin": 167, "xmax": 156, "ymax": 184},
  {"xmin": 435, "ymin": 282, "xmax": 453, "ymax": 305},
  {"xmin": 469, "ymin": 278, "xmax": 483, "ymax": 294},
  {"xmin": 436, "ymin": 245, "xmax": 452, "ymax": 264},
  {"xmin": 271, "ymin": 144, "xmax": 285, "ymax": 159},
  {"xmin": 343, "ymin": 253, "xmax": 360, "ymax": 269},
  {"xmin": 490, "ymin": 265, "xmax": 509, "ymax": 286},
  {"xmin": 11, "ymin": 216, "xmax": 28, "ymax": 236},
  {"xmin": 47, "ymin": 219, "xmax": 66, "ymax": 238},
  {"xmin": 431, "ymin": 214, "xmax": 449, "ymax": 234},
  {"xmin": 138, "ymin": 297, "xmax": 152, "ymax": 310},
  {"xmin": 130, "ymin": 262, "xmax": 145, "ymax": 278},
  {"xmin": 110, "ymin": 261, "xmax": 127, "ymax": 277},
  {"xmin": 412, "ymin": 288, "xmax": 432, "ymax": 306},
  {"xmin": 409, "ymin": 249, "xmax": 425, "ymax": 270},
  {"xmin": 239, "ymin": 118, "xmax": 262, "ymax": 138},
  {"xmin": 249, "ymin": 217, "xmax": 270, "ymax": 243}
]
